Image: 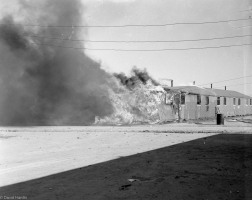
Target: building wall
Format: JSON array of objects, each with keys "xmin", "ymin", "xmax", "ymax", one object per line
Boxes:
[
  {"xmin": 180, "ymin": 94, "xmax": 252, "ymax": 120},
  {"xmin": 218, "ymin": 97, "xmax": 252, "ymax": 117},
  {"xmin": 197, "ymin": 96, "xmax": 216, "ymax": 119},
  {"xmin": 181, "ymin": 95, "xmax": 197, "ymax": 120},
  {"xmin": 158, "ymin": 104, "xmax": 176, "ymax": 122}
]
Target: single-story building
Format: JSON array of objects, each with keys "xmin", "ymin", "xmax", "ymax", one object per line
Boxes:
[{"xmin": 159, "ymin": 86, "xmax": 252, "ymax": 121}]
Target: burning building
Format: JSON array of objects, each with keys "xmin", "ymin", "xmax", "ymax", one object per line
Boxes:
[
  {"xmin": 0, "ymin": 0, "xmax": 251, "ymax": 126},
  {"xmin": 163, "ymin": 86, "xmax": 252, "ymax": 121}
]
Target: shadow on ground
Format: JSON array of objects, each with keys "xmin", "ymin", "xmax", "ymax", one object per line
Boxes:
[{"xmin": 0, "ymin": 134, "xmax": 252, "ymax": 200}]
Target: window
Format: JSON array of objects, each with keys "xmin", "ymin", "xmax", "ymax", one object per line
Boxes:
[
  {"xmin": 224, "ymin": 97, "xmax": 226, "ymax": 105},
  {"xmin": 205, "ymin": 96, "xmax": 209, "ymax": 105},
  {"xmin": 246, "ymin": 99, "xmax": 249, "ymax": 105},
  {"xmin": 233, "ymin": 98, "xmax": 236, "ymax": 105},
  {"xmin": 238, "ymin": 98, "xmax": 241, "ymax": 105},
  {"xmin": 180, "ymin": 93, "xmax": 185, "ymax": 105},
  {"xmin": 217, "ymin": 97, "xmax": 220, "ymax": 105},
  {"xmin": 197, "ymin": 94, "xmax": 201, "ymax": 105}
]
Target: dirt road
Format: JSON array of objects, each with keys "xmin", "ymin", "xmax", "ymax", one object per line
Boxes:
[{"xmin": 0, "ymin": 123, "xmax": 251, "ymax": 199}]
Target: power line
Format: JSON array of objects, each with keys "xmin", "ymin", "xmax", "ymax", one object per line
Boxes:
[
  {"xmin": 239, "ymin": 8, "xmax": 252, "ymax": 12},
  {"xmin": 198, "ymin": 75, "xmax": 252, "ymax": 86},
  {"xmin": 233, "ymin": 25, "xmax": 252, "ymax": 29},
  {"xmin": 27, "ymin": 33, "xmax": 252, "ymax": 43},
  {"xmin": 2, "ymin": 17, "xmax": 252, "ymax": 28},
  {"xmin": 176, "ymin": 82, "xmax": 252, "ymax": 94},
  {"xmin": 215, "ymin": 82, "xmax": 252, "ymax": 88},
  {"xmin": 31, "ymin": 42, "xmax": 252, "ymax": 51}
]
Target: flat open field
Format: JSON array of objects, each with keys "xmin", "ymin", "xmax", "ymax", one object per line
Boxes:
[{"xmin": 0, "ymin": 121, "xmax": 251, "ymax": 199}]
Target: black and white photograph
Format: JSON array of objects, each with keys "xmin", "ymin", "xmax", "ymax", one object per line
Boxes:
[{"xmin": 0, "ymin": 0, "xmax": 251, "ymax": 199}]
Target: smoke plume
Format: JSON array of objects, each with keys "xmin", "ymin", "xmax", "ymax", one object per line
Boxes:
[
  {"xmin": 0, "ymin": 0, "xmax": 114, "ymax": 125},
  {"xmin": 114, "ymin": 67, "xmax": 158, "ymax": 90}
]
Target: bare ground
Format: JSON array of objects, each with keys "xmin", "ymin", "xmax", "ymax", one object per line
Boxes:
[
  {"xmin": 0, "ymin": 118, "xmax": 252, "ymax": 199},
  {"xmin": 0, "ymin": 132, "xmax": 252, "ymax": 200}
]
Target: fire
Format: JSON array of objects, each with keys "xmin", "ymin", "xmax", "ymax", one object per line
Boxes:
[
  {"xmin": 95, "ymin": 79, "xmax": 166, "ymax": 125},
  {"xmin": 0, "ymin": 0, "xmax": 170, "ymax": 126}
]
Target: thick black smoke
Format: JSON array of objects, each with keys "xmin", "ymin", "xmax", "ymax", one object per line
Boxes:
[
  {"xmin": 0, "ymin": 0, "xmax": 113, "ymax": 125},
  {"xmin": 114, "ymin": 67, "xmax": 158, "ymax": 89}
]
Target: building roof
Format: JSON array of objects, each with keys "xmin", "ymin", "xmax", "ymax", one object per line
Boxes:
[{"xmin": 164, "ymin": 86, "xmax": 252, "ymax": 99}]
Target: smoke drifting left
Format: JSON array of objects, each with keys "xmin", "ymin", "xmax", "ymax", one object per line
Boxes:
[{"xmin": 0, "ymin": 0, "xmax": 114, "ymax": 125}]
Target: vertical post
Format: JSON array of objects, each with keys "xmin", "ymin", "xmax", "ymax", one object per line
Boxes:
[
  {"xmin": 171, "ymin": 80, "xmax": 173, "ymax": 87},
  {"xmin": 211, "ymin": 84, "xmax": 212, "ymax": 88},
  {"xmin": 178, "ymin": 93, "xmax": 181, "ymax": 122},
  {"xmin": 225, "ymin": 86, "xmax": 226, "ymax": 90}
]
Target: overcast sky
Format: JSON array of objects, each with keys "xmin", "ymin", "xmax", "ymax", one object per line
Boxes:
[
  {"xmin": 1, "ymin": 0, "xmax": 252, "ymax": 95},
  {"xmin": 82, "ymin": 0, "xmax": 252, "ymax": 95}
]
